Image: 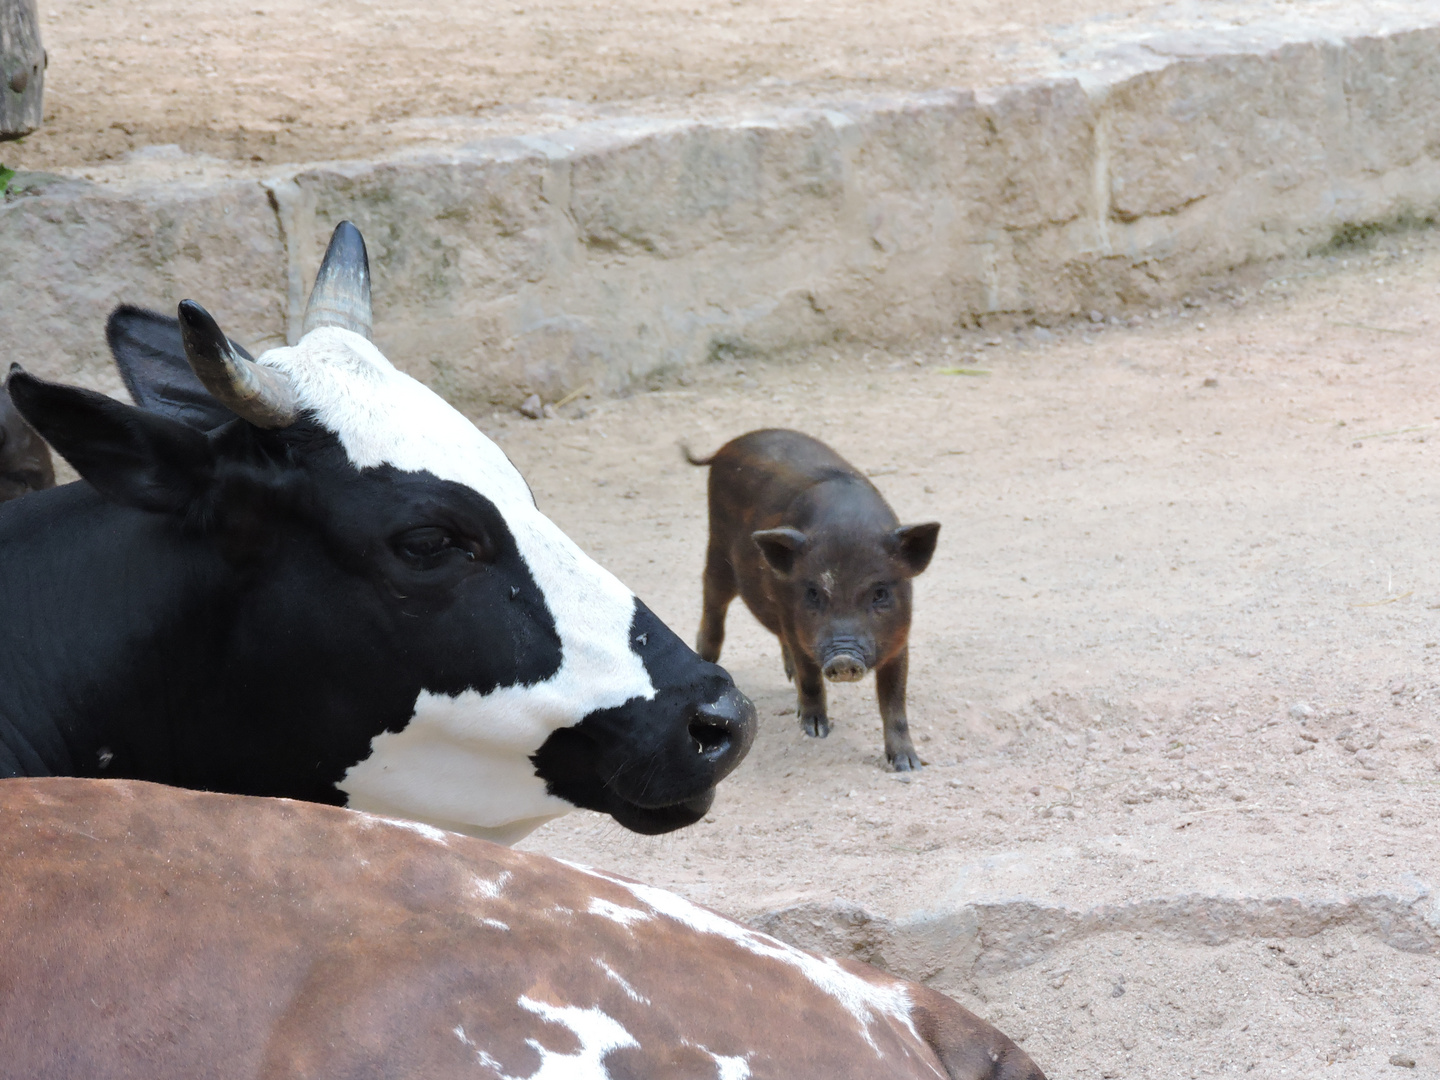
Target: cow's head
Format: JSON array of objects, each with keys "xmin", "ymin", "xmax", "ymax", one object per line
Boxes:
[{"xmin": 6, "ymin": 222, "xmax": 755, "ymax": 843}]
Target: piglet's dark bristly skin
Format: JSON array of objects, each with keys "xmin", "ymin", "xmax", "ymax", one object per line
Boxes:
[{"xmin": 687, "ymin": 429, "xmax": 940, "ymax": 771}]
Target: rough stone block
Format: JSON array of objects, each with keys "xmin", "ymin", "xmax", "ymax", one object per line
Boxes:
[
  {"xmin": 567, "ymin": 115, "xmax": 846, "ymax": 258},
  {"xmin": 0, "ymin": 173, "xmax": 285, "ymax": 391}
]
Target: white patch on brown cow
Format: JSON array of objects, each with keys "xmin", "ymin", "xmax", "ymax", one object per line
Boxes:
[
  {"xmin": 507, "ymin": 996, "xmax": 639, "ymax": 1079},
  {"xmin": 583, "ymin": 869, "xmax": 917, "ymax": 1054},
  {"xmin": 712, "ymin": 1053, "xmax": 751, "ymax": 1080},
  {"xmin": 453, "ymin": 1026, "xmax": 504, "ymax": 1071},
  {"xmin": 689, "ymin": 1045, "xmax": 752, "ymax": 1080},
  {"xmin": 361, "ymin": 814, "xmax": 450, "ymax": 844},
  {"xmin": 819, "ymin": 570, "xmax": 836, "ymax": 595},
  {"xmin": 470, "ymin": 870, "xmax": 514, "ymax": 900},
  {"xmin": 587, "ymin": 896, "xmax": 653, "ymax": 927},
  {"xmin": 594, "ymin": 959, "xmax": 650, "ymax": 1004}
]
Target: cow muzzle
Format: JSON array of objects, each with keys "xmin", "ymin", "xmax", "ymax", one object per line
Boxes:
[
  {"xmin": 686, "ymin": 686, "xmax": 756, "ymax": 783},
  {"xmin": 531, "ymin": 681, "xmax": 757, "ymax": 836}
]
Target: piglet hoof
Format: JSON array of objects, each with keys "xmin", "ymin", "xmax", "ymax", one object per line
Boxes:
[
  {"xmin": 888, "ymin": 747, "xmax": 923, "ymax": 772},
  {"xmin": 800, "ymin": 712, "xmax": 830, "ymax": 738}
]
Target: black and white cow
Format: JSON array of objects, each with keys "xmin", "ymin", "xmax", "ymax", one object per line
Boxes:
[{"xmin": 0, "ymin": 222, "xmax": 755, "ymax": 843}]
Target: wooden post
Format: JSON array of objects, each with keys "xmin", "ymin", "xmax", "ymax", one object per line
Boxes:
[{"xmin": 1, "ymin": 0, "xmax": 44, "ymax": 139}]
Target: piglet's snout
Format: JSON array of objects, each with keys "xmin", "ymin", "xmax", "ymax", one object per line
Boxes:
[{"xmin": 822, "ymin": 652, "xmax": 868, "ymax": 683}]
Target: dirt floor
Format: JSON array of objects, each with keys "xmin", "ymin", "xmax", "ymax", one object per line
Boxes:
[
  {"xmin": 3, "ymin": 0, "xmax": 1371, "ymax": 171},
  {"xmin": 482, "ymin": 227, "xmax": 1440, "ymax": 1078}
]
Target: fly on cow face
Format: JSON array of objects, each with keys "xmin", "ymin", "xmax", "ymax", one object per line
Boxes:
[{"xmin": 1, "ymin": 221, "xmax": 754, "ymax": 843}]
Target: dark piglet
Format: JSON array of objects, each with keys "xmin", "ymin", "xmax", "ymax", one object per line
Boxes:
[
  {"xmin": 688, "ymin": 429, "xmax": 939, "ymax": 770},
  {"xmin": 0, "ymin": 383, "xmax": 55, "ymax": 503}
]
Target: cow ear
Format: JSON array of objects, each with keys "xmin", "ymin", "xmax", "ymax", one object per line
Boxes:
[
  {"xmin": 107, "ymin": 305, "xmax": 249, "ymax": 431},
  {"xmin": 6, "ymin": 366, "xmax": 214, "ymax": 514},
  {"xmin": 891, "ymin": 522, "xmax": 940, "ymax": 576},
  {"xmin": 752, "ymin": 527, "xmax": 807, "ymax": 577}
]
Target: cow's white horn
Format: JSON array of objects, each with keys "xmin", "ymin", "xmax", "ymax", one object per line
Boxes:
[
  {"xmin": 302, "ymin": 220, "xmax": 373, "ymax": 340},
  {"xmin": 178, "ymin": 300, "xmax": 299, "ymax": 429}
]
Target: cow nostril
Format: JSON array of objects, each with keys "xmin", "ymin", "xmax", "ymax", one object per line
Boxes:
[
  {"xmin": 689, "ymin": 719, "xmax": 732, "ymax": 759},
  {"xmin": 686, "ymin": 687, "xmax": 757, "ymax": 779}
]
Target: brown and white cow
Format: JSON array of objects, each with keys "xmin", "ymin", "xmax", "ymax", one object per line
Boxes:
[{"xmin": 0, "ymin": 778, "xmax": 1045, "ymax": 1080}]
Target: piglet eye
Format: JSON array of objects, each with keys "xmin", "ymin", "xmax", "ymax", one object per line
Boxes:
[
  {"xmin": 804, "ymin": 585, "xmax": 822, "ymax": 605},
  {"xmin": 873, "ymin": 586, "xmax": 891, "ymax": 605}
]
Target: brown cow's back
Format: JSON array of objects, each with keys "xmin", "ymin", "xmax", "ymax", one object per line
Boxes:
[{"xmin": 0, "ymin": 778, "xmax": 1043, "ymax": 1080}]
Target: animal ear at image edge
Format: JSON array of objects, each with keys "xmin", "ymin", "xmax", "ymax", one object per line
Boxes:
[
  {"xmin": 752, "ymin": 526, "xmax": 808, "ymax": 577},
  {"xmin": 5, "ymin": 364, "xmax": 215, "ymax": 514},
  {"xmin": 892, "ymin": 521, "xmax": 941, "ymax": 576},
  {"xmin": 107, "ymin": 304, "xmax": 250, "ymax": 432}
]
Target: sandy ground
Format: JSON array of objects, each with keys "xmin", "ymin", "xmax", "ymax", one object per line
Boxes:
[
  {"xmin": 2, "ymin": 0, "xmax": 1384, "ymax": 171},
  {"xmin": 482, "ymin": 228, "xmax": 1440, "ymax": 1078}
]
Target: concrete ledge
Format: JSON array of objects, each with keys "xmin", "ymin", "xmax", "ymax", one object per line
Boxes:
[{"xmin": 4, "ymin": 3, "xmax": 1440, "ymax": 405}]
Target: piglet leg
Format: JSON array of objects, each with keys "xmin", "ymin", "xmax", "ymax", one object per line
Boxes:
[
  {"xmin": 794, "ymin": 650, "xmax": 830, "ymax": 738},
  {"xmin": 877, "ymin": 648, "xmax": 921, "ymax": 771},
  {"xmin": 696, "ymin": 554, "xmax": 736, "ymax": 663}
]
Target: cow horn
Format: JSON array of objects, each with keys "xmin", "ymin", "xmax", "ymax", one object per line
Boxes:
[
  {"xmin": 178, "ymin": 300, "xmax": 299, "ymax": 429},
  {"xmin": 302, "ymin": 220, "xmax": 372, "ymax": 340}
]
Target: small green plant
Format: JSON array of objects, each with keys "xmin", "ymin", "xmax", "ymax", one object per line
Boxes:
[{"xmin": 0, "ymin": 165, "xmax": 15, "ymax": 197}]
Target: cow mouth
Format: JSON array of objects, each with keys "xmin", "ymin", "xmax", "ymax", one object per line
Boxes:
[{"xmin": 607, "ymin": 788, "xmax": 716, "ymax": 835}]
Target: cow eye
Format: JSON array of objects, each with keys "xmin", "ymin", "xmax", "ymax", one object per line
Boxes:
[
  {"xmin": 872, "ymin": 585, "xmax": 891, "ymax": 605},
  {"xmin": 804, "ymin": 585, "xmax": 823, "ymax": 607},
  {"xmin": 392, "ymin": 527, "xmax": 487, "ymax": 571}
]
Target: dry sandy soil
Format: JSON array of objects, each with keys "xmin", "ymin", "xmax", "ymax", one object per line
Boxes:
[
  {"xmin": 479, "ymin": 228, "xmax": 1440, "ymax": 1079},
  {"xmin": 3, "ymin": 0, "xmax": 1378, "ymax": 171}
]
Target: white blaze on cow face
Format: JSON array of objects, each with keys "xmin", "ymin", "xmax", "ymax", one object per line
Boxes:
[{"xmin": 255, "ymin": 327, "xmax": 657, "ymax": 842}]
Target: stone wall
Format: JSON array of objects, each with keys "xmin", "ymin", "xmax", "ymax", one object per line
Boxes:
[{"xmin": 3, "ymin": 7, "xmax": 1439, "ymax": 407}]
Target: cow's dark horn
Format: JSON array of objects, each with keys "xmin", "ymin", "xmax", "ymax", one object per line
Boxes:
[
  {"xmin": 302, "ymin": 220, "xmax": 372, "ymax": 340},
  {"xmin": 178, "ymin": 300, "xmax": 299, "ymax": 429}
]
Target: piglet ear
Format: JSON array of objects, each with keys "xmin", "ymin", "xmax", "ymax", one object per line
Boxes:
[
  {"xmin": 6, "ymin": 365, "xmax": 214, "ymax": 515},
  {"xmin": 891, "ymin": 522, "xmax": 940, "ymax": 576},
  {"xmin": 752, "ymin": 527, "xmax": 807, "ymax": 578}
]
